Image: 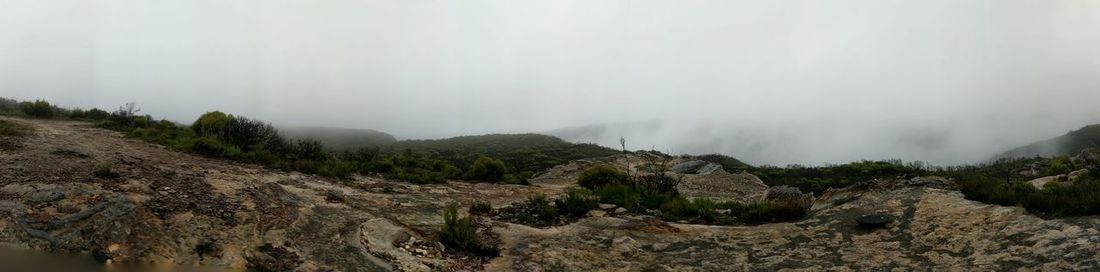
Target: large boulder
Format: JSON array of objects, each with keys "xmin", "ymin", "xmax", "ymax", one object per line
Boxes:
[
  {"xmin": 1028, "ymin": 175, "xmax": 1067, "ymax": 189},
  {"xmin": 765, "ymin": 186, "xmax": 814, "ymax": 214},
  {"xmin": 1072, "ymin": 148, "xmax": 1100, "ymax": 169}
]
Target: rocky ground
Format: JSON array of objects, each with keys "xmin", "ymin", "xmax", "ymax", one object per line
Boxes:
[{"xmin": 0, "ymin": 117, "xmax": 1098, "ymax": 271}]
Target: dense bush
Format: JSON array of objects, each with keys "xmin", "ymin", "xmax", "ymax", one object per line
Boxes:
[
  {"xmin": 190, "ymin": 137, "xmax": 227, "ymax": 157},
  {"xmin": 753, "ymin": 160, "xmax": 923, "ymax": 195},
  {"xmin": 0, "ymin": 97, "xmax": 18, "ymax": 114},
  {"xmin": 960, "ymin": 172, "xmax": 1100, "ymax": 217},
  {"xmin": 577, "ymin": 165, "xmax": 630, "ymax": 189},
  {"xmin": 85, "ymin": 108, "xmax": 110, "ymax": 120},
  {"xmin": 555, "ymin": 188, "xmax": 599, "ymax": 217},
  {"xmin": 224, "ymin": 117, "xmax": 281, "ymax": 150},
  {"xmin": 192, "ymin": 111, "xmax": 232, "ymax": 137},
  {"xmin": 295, "ymin": 139, "xmax": 327, "ymax": 161},
  {"xmin": 593, "ymin": 183, "xmax": 642, "ymax": 211},
  {"xmin": 394, "ymin": 167, "xmax": 446, "ymax": 184},
  {"xmin": 466, "ymin": 156, "xmax": 506, "ymax": 182},
  {"xmin": 68, "ymin": 109, "xmax": 86, "ymax": 119},
  {"xmin": 0, "ymin": 120, "xmax": 30, "ymax": 137},
  {"xmin": 1047, "ymin": 155, "xmax": 1075, "ymax": 176},
  {"xmin": 526, "ymin": 194, "xmax": 558, "ymax": 225},
  {"xmin": 19, "ymin": 100, "xmax": 54, "ymax": 118}
]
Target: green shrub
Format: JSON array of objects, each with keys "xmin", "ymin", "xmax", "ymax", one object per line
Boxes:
[
  {"xmin": 502, "ymin": 174, "xmax": 530, "ymax": 185},
  {"xmin": 594, "ymin": 184, "xmax": 641, "ymax": 211},
  {"xmin": 442, "ymin": 164, "xmax": 463, "ymax": 180},
  {"xmin": 394, "ymin": 168, "xmax": 446, "ymax": 184},
  {"xmin": 190, "ymin": 137, "xmax": 226, "ymax": 157},
  {"xmin": 318, "ymin": 160, "xmax": 355, "ymax": 179},
  {"xmin": 371, "ymin": 159, "xmax": 395, "ymax": 173},
  {"xmin": 1022, "ymin": 179, "xmax": 1100, "ymax": 216},
  {"xmin": 438, "ymin": 204, "xmax": 479, "ymax": 252},
  {"xmin": 20, "ymin": 100, "xmax": 54, "ymax": 118},
  {"xmin": 295, "ymin": 139, "xmax": 326, "ymax": 161},
  {"xmin": 556, "ymin": 188, "xmax": 599, "ymax": 217},
  {"xmin": 639, "ymin": 190, "xmax": 677, "ymax": 211},
  {"xmin": 292, "ymin": 160, "xmax": 321, "ymax": 174},
  {"xmin": 469, "ymin": 200, "xmax": 492, "ymax": 215},
  {"xmin": 1047, "ymin": 155, "xmax": 1075, "ymax": 176},
  {"xmin": 753, "ymin": 160, "xmax": 922, "ymax": 195},
  {"xmin": 0, "ymin": 120, "xmax": 30, "ymax": 137},
  {"xmin": 224, "ymin": 117, "xmax": 280, "ymax": 150},
  {"xmin": 93, "ymin": 164, "xmax": 120, "ymax": 179},
  {"xmin": 658, "ymin": 195, "xmax": 695, "ymax": 221},
  {"xmin": 961, "ymin": 172, "xmax": 1100, "ymax": 217},
  {"xmin": 723, "ymin": 201, "xmax": 808, "ymax": 223},
  {"xmin": 0, "ymin": 97, "xmax": 18, "ymax": 114},
  {"xmin": 68, "ymin": 109, "xmax": 86, "ymax": 119},
  {"xmin": 577, "ymin": 165, "xmax": 629, "ymax": 189},
  {"xmin": 466, "ymin": 156, "xmax": 506, "ymax": 182},
  {"xmin": 527, "ymin": 194, "xmax": 558, "ymax": 224}
]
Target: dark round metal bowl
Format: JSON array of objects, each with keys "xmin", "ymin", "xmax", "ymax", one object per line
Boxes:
[{"xmin": 857, "ymin": 214, "xmax": 895, "ymax": 229}]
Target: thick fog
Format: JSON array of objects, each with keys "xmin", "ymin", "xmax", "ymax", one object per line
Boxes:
[{"xmin": 2, "ymin": 0, "xmax": 1099, "ymax": 165}]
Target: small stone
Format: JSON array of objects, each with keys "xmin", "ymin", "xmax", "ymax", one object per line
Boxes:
[
  {"xmin": 27, "ymin": 190, "xmax": 65, "ymax": 203},
  {"xmin": 599, "ymin": 204, "xmax": 617, "ymax": 210},
  {"xmin": 614, "ymin": 207, "xmax": 627, "ymax": 214},
  {"xmin": 652, "ymin": 243, "xmax": 670, "ymax": 251}
]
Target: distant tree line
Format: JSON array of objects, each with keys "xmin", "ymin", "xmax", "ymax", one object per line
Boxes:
[{"xmin": 0, "ymin": 97, "xmax": 618, "ymax": 182}]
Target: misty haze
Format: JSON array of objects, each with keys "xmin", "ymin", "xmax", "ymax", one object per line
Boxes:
[{"xmin": 1, "ymin": 1, "xmax": 1099, "ymax": 271}]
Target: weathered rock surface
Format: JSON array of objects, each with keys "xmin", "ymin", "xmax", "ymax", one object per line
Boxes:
[
  {"xmin": 677, "ymin": 170, "xmax": 769, "ymax": 203},
  {"xmin": 671, "ymin": 160, "xmax": 721, "ymax": 175},
  {"xmin": 493, "ymin": 185, "xmax": 1100, "ymax": 271},
  {"xmin": 1, "ymin": 117, "xmax": 1098, "ymax": 271}
]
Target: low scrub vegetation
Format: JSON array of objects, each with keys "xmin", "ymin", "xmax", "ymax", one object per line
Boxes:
[
  {"xmin": 468, "ymin": 200, "xmax": 492, "ymax": 215},
  {"xmin": 1, "ymin": 97, "xmax": 618, "ymax": 183},
  {"xmin": 93, "ymin": 164, "xmax": 121, "ymax": 179},
  {"xmin": 19, "ymin": 100, "xmax": 55, "ymax": 118},
  {"xmin": 577, "ymin": 165, "xmax": 630, "ymax": 188},
  {"xmin": 0, "ymin": 120, "xmax": 31, "ymax": 137},
  {"xmin": 752, "ymin": 160, "xmax": 925, "ymax": 195},
  {"xmin": 495, "ymin": 160, "xmax": 810, "ymax": 226},
  {"xmin": 0, "ymin": 120, "xmax": 32, "ymax": 150},
  {"xmin": 466, "ymin": 156, "xmax": 506, "ymax": 182},
  {"xmin": 958, "ymin": 170, "xmax": 1099, "ymax": 217}
]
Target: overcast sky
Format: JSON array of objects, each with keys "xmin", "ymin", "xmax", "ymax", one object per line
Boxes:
[{"xmin": 2, "ymin": 0, "xmax": 1099, "ymax": 165}]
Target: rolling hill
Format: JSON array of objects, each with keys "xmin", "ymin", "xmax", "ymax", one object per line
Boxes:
[
  {"xmin": 278, "ymin": 126, "xmax": 397, "ymax": 151},
  {"xmin": 993, "ymin": 124, "xmax": 1100, "ymax": 160}
]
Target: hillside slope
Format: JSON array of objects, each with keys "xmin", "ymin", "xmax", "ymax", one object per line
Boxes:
[
  {"xmin": 391, "ymin": 134, "xmax": 618, "ymax": 173},
  {"xmin": 994, "ymin": 124, "xmax": 1100, "ymax": 160}
]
